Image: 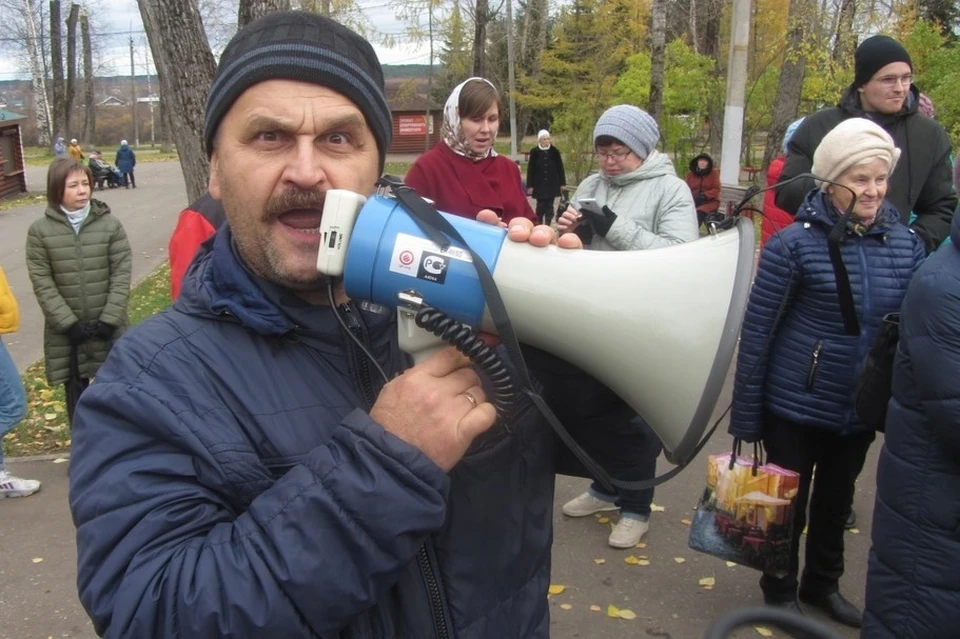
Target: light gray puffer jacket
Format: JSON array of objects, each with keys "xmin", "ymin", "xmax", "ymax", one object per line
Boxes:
[{"xmin": 573, "ymin": 150, "xmax": 699, "ymax": 251}]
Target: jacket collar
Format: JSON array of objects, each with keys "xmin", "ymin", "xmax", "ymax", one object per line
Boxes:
[
  {"xmin": 43, "ymin": 198, "xmax": 110, "ymax": 225},
  {"xmin": 839, "ymin": 84, "xmax": 919, "ymax": 125},
  {"xmin": 795, "ymin": 189, "xmax": 899, "ymax": 236}
]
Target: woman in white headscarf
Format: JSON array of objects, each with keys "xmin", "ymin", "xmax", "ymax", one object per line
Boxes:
[
  {"xmin": 525, "ymin": 129, "xmax": 567, "ymax": 226},
  {"xmin": 404, "ymin": 78, "xmax": 535, "ymax": 223}
]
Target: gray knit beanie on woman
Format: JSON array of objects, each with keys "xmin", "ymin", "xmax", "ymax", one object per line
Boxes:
[{"xmin": 593, "ymin": 105, "xmax": 660, "ymax": 159}]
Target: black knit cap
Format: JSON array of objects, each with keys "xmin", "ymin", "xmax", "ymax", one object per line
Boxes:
[
  {"xmin": 854, "ymin": 35, "xmax": 912, "ymax": 87},
  {"xmin": 203, "ymin": 11, "xmax": 392, "ymax": 168}
]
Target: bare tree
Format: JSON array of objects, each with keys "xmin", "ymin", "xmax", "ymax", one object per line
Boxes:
[
  {"xmin": 80, "ymin": 7, "xmax": 94, "ymax": 143},
  {"xmin": 21, "ymin": 0, "xmax": 53, "ymax": 146},
  {"xmin": 64, "ymin": 2, "xmax": 78, "ymax": 136},
  {"xmin": 50, "ymin": 0, "xmax": 65, "ymax": 137},
  {"xmin": 761, "ymin": 0, "xmax": 812, "ymax": 172},
  {"xmin": 238, "ymin": 0, "xmax": 290, "ymax": 28},
  {"xmin": 831, "ymin": 0, "xmax": 856, "ymax": 64},
  {"xmin": 648, "ymin": 0, "xmax": 666, "ymax": 125},
  {"xmin": 138, "ymin": 0, "xmax": 216, "ymax": 202},
  {"xmin": 473, "ymin": 0, "xmax": 490, "ymax": 76}
]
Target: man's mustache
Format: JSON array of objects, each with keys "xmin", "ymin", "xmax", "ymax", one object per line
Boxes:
[{"xmin": 265, "ymin": 189, "xmax": 327, "ymax": 217}]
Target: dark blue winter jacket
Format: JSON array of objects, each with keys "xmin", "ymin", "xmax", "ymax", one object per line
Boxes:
[
  {"xmin": 863, "ymin": 207, "xmax": 960, "ymax": 638},
  {"xmin": 69, "ymin": 227, "xmax": 556, "ymax": 638},
  {"xmin": 115, "ymin": 144, "xmax": 136, "ymax": 173},
  {"xmin": 730, "ymin": 190, "xmax": 925, "ymax": 441}
]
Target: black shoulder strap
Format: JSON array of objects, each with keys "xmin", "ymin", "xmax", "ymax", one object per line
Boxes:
[{"xmin": 827, "ymin": 219, "xmax": 860, "ymax": 336}]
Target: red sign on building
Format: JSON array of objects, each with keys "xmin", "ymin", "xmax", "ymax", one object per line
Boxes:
[{"xmin": 398, "ymin": 115, "xmax": 428, "ymax": 136}]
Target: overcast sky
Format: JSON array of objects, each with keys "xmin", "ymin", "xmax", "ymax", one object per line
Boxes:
[{"xmin": 0, "ymin": 1, "xmax": 431, "ymax": 81}]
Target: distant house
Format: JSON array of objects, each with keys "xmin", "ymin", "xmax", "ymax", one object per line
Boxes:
[
  {"xmin": 0, "ymin": 109, "xmax": 27, "ymax": 199},
  {"xmin": 100, "ymin": 96, "xmax": 126, "ymax": 107},
  {"xmin": 387, "ymin": 92, "xmax": 442, "ymax": 155}
]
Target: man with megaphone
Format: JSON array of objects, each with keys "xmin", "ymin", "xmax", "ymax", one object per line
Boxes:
[
  {"xmin": 65, "ymin": 12, "xmax": 592, "ymax": 639},
  {"xmin": 555, "ymin": 105, "xmax": 700, "ymax": 548}
]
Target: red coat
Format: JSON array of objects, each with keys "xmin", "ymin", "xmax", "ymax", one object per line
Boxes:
[
  {"xmin": 684, "ymin": 168, "xmax": 720, "ymax": 214},
  {"xmin": 404, "ymin": 143, "xmax": 535, "ymax": 223},
  {"xmin": 168, "ymin": 194, "xmax": 225, "ymax": 300},
  {"xmin": 761, "ymin": 156, "xmax": 794, "ymax": 247}
]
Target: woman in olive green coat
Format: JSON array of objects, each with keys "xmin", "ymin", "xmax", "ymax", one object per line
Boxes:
[{"xmin": 26, "ymin": 158, "xmax": 132, "ymax": 421}]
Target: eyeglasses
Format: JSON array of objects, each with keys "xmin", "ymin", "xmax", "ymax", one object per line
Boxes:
[
  {"xmin": 594, "ymin": 149, "xmax": 633, "ymax": 161},
  {"xmin": 874, "ymin": 74, "xmax": 913, "ymax": 88}
]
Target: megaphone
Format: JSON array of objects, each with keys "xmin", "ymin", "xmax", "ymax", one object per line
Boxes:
[{"xmin": 317, "ymin": 188, "xmax": 754, "ymax": 465}]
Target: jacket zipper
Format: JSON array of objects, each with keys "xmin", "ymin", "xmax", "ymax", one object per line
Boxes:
[
  {"xmin": 806, "ymin": 340, "xmax": 823, "ymax": 390},
  {"xmin": 340, "ymin": 302, "xmax": 377, "ymax": 408},
  {"xmin": 417, "ymin": 543, "xmax": 451, "ymax": 639}
]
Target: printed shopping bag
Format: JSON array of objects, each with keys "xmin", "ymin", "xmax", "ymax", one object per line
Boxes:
[{"xmin": 688, "ymin": 446, "xmax": 800, "ymax": 576}]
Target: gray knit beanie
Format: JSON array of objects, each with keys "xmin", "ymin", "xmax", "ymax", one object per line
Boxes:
[
  {"xmin": 812, "ymin": 118, "xmax": 900, "ymax": 189},
  {"xmin": 593, "ymin": 105, "xmax": 659, "ymax": 159},
  {"xmin": 203, "ymin": 11, "xmax": 392, "ymax": 169}
]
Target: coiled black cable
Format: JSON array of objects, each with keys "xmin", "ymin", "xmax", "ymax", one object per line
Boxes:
[{"xmin": 414, "ymin": 306, "xmax": 521, "ymax": 419}]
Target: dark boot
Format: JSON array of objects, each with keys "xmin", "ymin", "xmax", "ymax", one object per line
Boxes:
[
  {"xmin": 845, "ymin": 508, "xmax": 857, "ymax": 529},
  {"xmin": 798, "ymin": 590, "xmax": 862, "ymax": 628}
]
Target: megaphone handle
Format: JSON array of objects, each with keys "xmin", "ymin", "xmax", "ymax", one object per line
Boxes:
[{"xmin": 397, "ymin": 309, "xmax": 449, "ymax": 364}]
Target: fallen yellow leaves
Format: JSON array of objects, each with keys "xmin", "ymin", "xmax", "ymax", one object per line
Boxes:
[
  {"xmin": 560, "ymin": 604, "xmax": 572, "ymax": 610},
  {"xmin": 598, "ymin": 517, "xmax": 610, "ymax": 524},
  {"xmin": 635, "ymin": 542, "xmax": 647, "ymax": 549},
  {"xmin": 755, "ymin": 626, "xmax": 774, "ymax": 636},
  {"xmin": 593, "ymin": 558, "xmax": 606, "ymax": 565},
  {"xmin": 673, "ymin": 557, "xmax": 686, "ymax": 563},
  {"xmin": 699, "ymin": 576, "xmax": 715, "ymax": 590},
  {"xmin": 725, "ymin": 561, "xmax": 738, "ymax": 568},
  {"xmin": 606, "ymin": 605, "xmax": 637, "ymax": 620},
  {"xmin": 32, "ymin": 557, "xmax": 44, "ymax": 563},
  {"xmin": 624, "ymin": 555, "xmax": 651, "ymax": 566},
  {"xmin": 650, "ymin": 503, "xmax": 666, "ymax": 512},
  {"xmin": 680, "ymin": 518, "xmax": 692, "ymax": 526},
  {"xmin": 849, "ymin": 528, "xmax": 860, "ymax": 534},
  {"xmin": 590, "ymin": 605, "xmax": 602, "ymax": 612},
  {"xmin": 548, "ymin": 584, "xmax": 566, "ymax": 595}
]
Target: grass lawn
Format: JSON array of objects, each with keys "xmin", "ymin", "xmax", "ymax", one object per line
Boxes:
[
  {"xmin": 2, "ymin": 263, "xmax": 172, "ymax": 458},
  {"xmin": 0, "ymin": 192, "xmax": 47, "ymax": 212},
  {"xmin": 21, "ymin": 145, "xmax": 179, "ymax": 168}
]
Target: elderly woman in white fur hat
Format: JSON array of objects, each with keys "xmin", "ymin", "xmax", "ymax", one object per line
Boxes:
[
  {"xmin": 525, "ymin": 129, "xmax": 566, "ymax": 226},
  {"xmin": 729, "ymin": 117, "xmax": 926, "ymax": 628}
]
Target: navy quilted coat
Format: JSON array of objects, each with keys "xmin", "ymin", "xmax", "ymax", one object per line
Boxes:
[
  {"xmin": 69, "ymin": 227, "xmax": 556, "ymax": 638},
  {"xmin": 863, "ymin": 210, "xmax": 960, "ymax": 638},
  {"xmin": 730, "ymin": 190, "xmax": 925, "ymax": 441}
]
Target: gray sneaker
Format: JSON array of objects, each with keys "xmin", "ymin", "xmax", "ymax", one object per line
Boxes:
[
  {"xmin": 561, "ymin": 491, "xmax": 619, "ymax": 517},
  {"xmin": 608, "ymin": 518, "xmax": 649, "ymax": 548}
]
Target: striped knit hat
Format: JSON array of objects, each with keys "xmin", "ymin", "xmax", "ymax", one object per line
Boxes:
[{"xmin": 203, "ymin": 11, "xmax": 392, "ymax": 168}]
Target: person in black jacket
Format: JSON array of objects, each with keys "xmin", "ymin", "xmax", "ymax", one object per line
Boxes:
[
  {"xmin": 776, "ymin": 35, "xmax": 956, "ymax": 254},
  {"xmin": 862, "ymin": 205, "xmax": 960, "ymax": 638},
  {"xmin": 526, "ymin": 129, "xmax": 566, "ymax": 226}
]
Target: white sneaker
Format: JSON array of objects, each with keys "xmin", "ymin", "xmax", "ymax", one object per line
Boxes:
[
  {"xmin": 0, "ymin": 470, "xmax": 41, "ymax": 499},
  {"xmin": 608, "ymin": 517, "xmax": 649, "ymax": 548},
  {"xmin": 562, "ymin": 491, "xmax": 619, "ymax": 517}
]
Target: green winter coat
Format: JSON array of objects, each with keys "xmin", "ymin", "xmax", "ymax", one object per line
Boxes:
[{"xmin": 26, "ymin": 200, "xmax": 132, "ymax": 384}]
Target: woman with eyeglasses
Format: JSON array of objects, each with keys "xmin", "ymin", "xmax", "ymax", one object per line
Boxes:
[
  {"xmin": 730, "ymin": 118, "xmax": 925, "ymax": 629},
  {"xmin": 548, "ymin": 105, "xmax": 697, "ymax": 550},
  {"xmin": 404, "ymin": 78, "xmax": 536, "ymax": 224}
]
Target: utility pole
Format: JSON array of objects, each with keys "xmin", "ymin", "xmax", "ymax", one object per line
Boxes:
[
  {"xmin": 719, "ymin": 0, "xmax": 751, "ymax": 187},
  {"xmin": 425, "ymin": 2, "xmax": 434, "ymax": 153},
  {"xmin": 143, "ymin": 40, "xmax": 155, "ymax": 147},
  {"xmin": 130, "ymin": 36, "xmax": 139, "ymax": 147},
  {"xmin": 505, "ymin": 0, "xmax": 518, "ymax": 159}
]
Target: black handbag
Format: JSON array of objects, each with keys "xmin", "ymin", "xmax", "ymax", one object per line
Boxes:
[{"xmin": 854, "ymin": 312, "xmax": 900, "ymax": 432}]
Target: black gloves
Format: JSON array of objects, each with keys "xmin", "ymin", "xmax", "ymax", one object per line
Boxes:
[
  {"xmin": 92, "ymin": 321, "xmax": 116, "ymax": 340},
  {"xmin": 577, "ymin": 201, "xmax": 618, "ymax": 237},
  {"xmin": 66, "ymin": 322, "xmax": 91, "ymax": 344},
  {"xmin": 66, "ymin": 321, "xmax": 115, "ymax": 343}
]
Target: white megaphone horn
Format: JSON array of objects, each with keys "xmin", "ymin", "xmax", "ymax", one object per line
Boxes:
[{"xmin": 317, "ymin": 187, "xmax": 754, "ymax": 466}]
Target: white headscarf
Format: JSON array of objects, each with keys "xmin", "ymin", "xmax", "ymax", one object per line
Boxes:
[
  {"xmin": 537, "ymin": 129, "xmax": 551, "ymax": 150},
  {"xmin": 441, "ymin": 77, "xmax": 499, "ymax": 161}
]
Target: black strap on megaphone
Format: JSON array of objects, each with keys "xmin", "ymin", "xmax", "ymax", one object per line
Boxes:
[{"xmin": 379, "ymin": 176, "xmax": 721, "ymax": 493}]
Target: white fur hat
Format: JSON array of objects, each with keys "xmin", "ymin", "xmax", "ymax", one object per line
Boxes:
[{"xmin": 812, "ymin": 118, "xmax": 900, "ymax": 190}]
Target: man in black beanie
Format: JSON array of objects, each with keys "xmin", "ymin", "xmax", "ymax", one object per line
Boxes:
[
  {"xmin": 776, "ymin": 34, "xmax": 956, "ymax": 254},
  {"xmin": 69, "ymin": 11, "xmax": 580, "ymax": 638}
]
